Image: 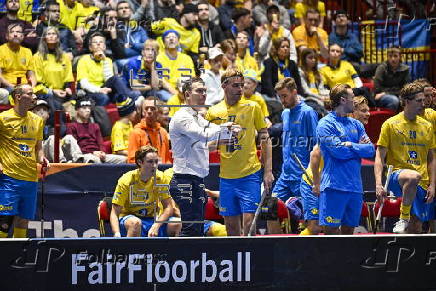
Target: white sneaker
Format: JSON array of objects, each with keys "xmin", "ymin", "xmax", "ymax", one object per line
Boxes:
[{"xmin": 393, "ymin": 219, "xmax": 409, "ymax": 234}]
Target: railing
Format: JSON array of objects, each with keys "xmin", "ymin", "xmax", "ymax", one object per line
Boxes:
[
  {"xmin": 402, "ymin": 49, "xmax": 436, "ymax": 83},
  {"xmin": 359, "ymin": 21, "xmax": 402, "ymax": 64}
]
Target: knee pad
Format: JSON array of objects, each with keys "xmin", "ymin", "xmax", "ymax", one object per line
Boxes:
[{"xmin": 0, "ymin": 215, "xmax": 14, "ymax": 233}]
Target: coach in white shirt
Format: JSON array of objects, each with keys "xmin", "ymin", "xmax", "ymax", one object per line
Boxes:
[{"xmin": 169, "ymin": 76, "xmax": 240, "ymax": 236}]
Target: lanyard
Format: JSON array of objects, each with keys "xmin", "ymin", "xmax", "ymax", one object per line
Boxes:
[{"xmin": 145, "ymin": 128, "xmax": 163, "ymax": 149}]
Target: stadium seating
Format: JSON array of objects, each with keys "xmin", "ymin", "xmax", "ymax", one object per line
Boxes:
[
  {"xmin": 105, "ymin": 104, "xmax": 120, "ymax": 125},
  {"xmin": 277, "ymin": 199, "xmax": 291, "ymax": 233},
  {"xmin": 204, "ymin": 197, "xmax": 223, "ymax": 221},
  {"xmin": 365, "ymin": 109, "xmax": 396, "ymax": 144},
  {"xmin": 97, "ymin": 197, "xmax": 112, "ymax": 236}
]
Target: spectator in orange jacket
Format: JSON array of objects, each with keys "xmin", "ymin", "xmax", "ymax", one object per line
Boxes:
[{"xmin": 127, "ymin": 96, "xmax": 172, "ymax": 164}]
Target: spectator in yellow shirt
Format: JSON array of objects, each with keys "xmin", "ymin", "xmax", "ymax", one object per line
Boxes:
[
  {"xmin": 295, "ymin": 0, "xmax": 326, "ymax": 27},
  {"xmin": 320, "ymin": 43, "xmax": 375, "ymax": 107},
  {"xmin": 242, "ymin": 69, "xmax": 271, "ymax": 127},
  {"xmin": 0, "ymin": 23, "xmax": 36, "ymax": 104},
  {"xmin": 34, "ymin": 26, "xmax": 74, "ymax": 125},
  {"xmin": 111, "ymin": 97, "xmax": 138, "ymax": 156},
  {"xmin": 292, "ymin": 8, "xmax": 328, "ymax": 59},
  {"xmin": 220, "ymin": 38, "xmax": 237, "ymax": 70},
  {"xmin": 76, "ymin": 32, "xmax": 141, "ymax": 106},
  {"xmin": 151, "ymin": 3, "xmax": 200, "ymax": 55},
  {"xmin": 156, "ymin": 30, "xmax": 195, "ymax": 91},
  {"xmin": 235, "ymin": 31, "xmax": 259, "ymax": 74}
]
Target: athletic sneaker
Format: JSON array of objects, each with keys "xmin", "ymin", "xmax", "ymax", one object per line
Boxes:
[{"xmin": 393, "ymin": 219, "xmax": 409, "ymax": 234}]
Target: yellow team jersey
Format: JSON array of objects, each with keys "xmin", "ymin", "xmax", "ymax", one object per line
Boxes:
[
  {"xmin": 0, "ymin": 44, "xmax": 35, "ymax": 86},
  {"xmin": 72, "ymin": 5, "xmax": 99, "ymax": 29},
  {"xmin": 305, "ymin": 71, "xmax": 320, "ymax": 95},
  {"xmin": 292, "ymin": 25, "xmax": 328, "ymax": 51},
  {"xmin": 17, "ymin": 0, "xmax": 33, "ymax": 22},
  {"xmin": 112, "ymin": 169, "xmax": 171, "ymax": 218},
  {"xmin": 421, "ymin": 108, "xmax": 436, "ymax": 136},
  {"xmin": 0, "ymin": 109, "xmax": 43, "ymax": 182},
  {"xmin": 242, "ymin": 93, "xmax": 269, "ymax": 117},
  {"xmin": 156, "ymin": 52, "xmax": 195, "ymax": 90},
  {"xmin": 205, "ymin": 99, "xmax": 267, "ymax": 179},
  {"xmin": 77, "ymin": 54, "xmax": 113, "ymax": 87},
  {"xmin": 167, "ymin": 93, "xmax": 184, "ymax": 117},
  {"xmin": 111, "ymin": 120, "xmax": 133, "ymax": 153},
  {"xmin": 378, "ymin": 112, "xmax": 436, "ymax": 189},
  {"xmin": 33, "ymin": 52, "xmax": 74, "ymax": 93},
  {"xmin": 303, "ymin": 156, "xmax": 324, "ymax": 186},
  {"xmin": 152, "ymin": 18, "xmax": 200, "ymax": 54},
  {"xmin": 295, "ymin": 1, "xmax": 326, "ymax": 19},
  {"xmin": 319, "ymin": 60, "xmax": 358, "ymax": 89},
  {"xmin": 235, "ymin": 53, "xmax": 259, "ymax": 74},
  {"xmin": 58, "ymin": 0, "xmax": 74, "ymax": 28}
]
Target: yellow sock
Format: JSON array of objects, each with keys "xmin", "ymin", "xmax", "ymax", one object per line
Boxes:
[
  {"xmin": 300, "ymin": 228, "xmax": 312, "ymax": 235},
  {"xmin": 400, "ymin": 204, "xmax": 412, "ymax": 221},
  {"xmin": 13, "ymin": 227, "xmax": 27, "ymax": 238},
  {"xmin": 0, "ymin": 231, "xmax": 8, "ymax": 238}
]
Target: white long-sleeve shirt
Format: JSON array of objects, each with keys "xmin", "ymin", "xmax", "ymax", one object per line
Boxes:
[
  {"xmin": 201, "ymin": 70, "xmax": 224, "ymax": 105},
  {"xmin": 169, "ymin": 107, "xmax": 221, "ymax": 178}
]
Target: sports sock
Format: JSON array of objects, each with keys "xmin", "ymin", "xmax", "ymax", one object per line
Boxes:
[
  {"xmin": 400, "ymin": 204, "xmax": 412, "ymax": 221},
  {"xmin": 13, "ymin": 227, "xmax": 27, "ymax": 238}
]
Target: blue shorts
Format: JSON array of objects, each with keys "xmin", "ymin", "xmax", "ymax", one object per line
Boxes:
[
  {"xmin": 388, "ymin": 170, "xmax": 434, "ymax": 222},
  {"xmin": 319, "ymin": 188, "xmax": 363, "ymax": 227},
  {"xmin": 0, "ymin": 174, "xmax": 38, "ymax": 220},
  {"xmin": 300, "ymin": 180, "xmax": 319, "ymax": 221},
  {"xmin": 219, "ymin": 170, "xmax": 262, "ymax": 216},
  {"xmin": 272, "ymin": 176, "xmax": 301, "ymax": 201},
  {"xmin": 119, "ymin": 215, "xmax": 168, "ymax": 237}
]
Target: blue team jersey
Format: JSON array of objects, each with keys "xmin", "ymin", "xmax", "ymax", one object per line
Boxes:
[
  {"xmin": 280, "ymin": 101, "xmax": 318, "ymax": 181},
  {"xmin": 317, "ymin": 112, "xmax": 375, "ymax": 193}
]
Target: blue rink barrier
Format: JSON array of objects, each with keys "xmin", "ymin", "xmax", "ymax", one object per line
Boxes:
[
  {"xmin": 29, "ymin": 164, "xmax": 376, "ymax": 238},
  {"xmin": 2, "ymin": 235, "xmax": 436, "ymax": 290}
]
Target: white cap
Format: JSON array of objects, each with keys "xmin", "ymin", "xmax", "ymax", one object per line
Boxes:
[
  {"xmin": 35, "ymin": 99, "xmax": 49, "ymax": 108},
  {"xmin": 208, "ymin": 47, "xmax": 223, "ymax": 60}
]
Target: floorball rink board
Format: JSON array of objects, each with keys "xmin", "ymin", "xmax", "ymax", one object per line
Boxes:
[{"xmin": 1, "ymin": 235, "xmax": 436, "ymax": 290}]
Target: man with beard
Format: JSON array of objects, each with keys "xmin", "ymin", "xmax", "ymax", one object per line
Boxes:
[
  {"xmin": 0, "ymin": 24, "xmax": 36, "ymax": 104},
  {"xmin": 0, "ymin": 84, "xmax": 48, "ymax": 238},
  {"xmin": 317, "ymin": 84, "xmax": 374, "ymax": 235},
  {"xmin": 272, "ymin": 77, "xmax": 317, "ymax": 202},
  {"xmin": 375, "ymin": 81, "xmax": 436, "ymax": 234},
  {"xmin": 151, "ymin": 3, "xmax": 200, "ymax": 55},
  {"xmin": 206, "ymin": 68, "xmax": 274, "ymax": 236},
  {"xmin": 0, "ymin": 0, "xmax": 38, "ymax": 51},
  {"xmin": 35, "ymin": 1, "xmax": 77, "ymax": 57},
  {"xmin": 197, "ymin": 0, "xmax": 224, "ymax": 55}
]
